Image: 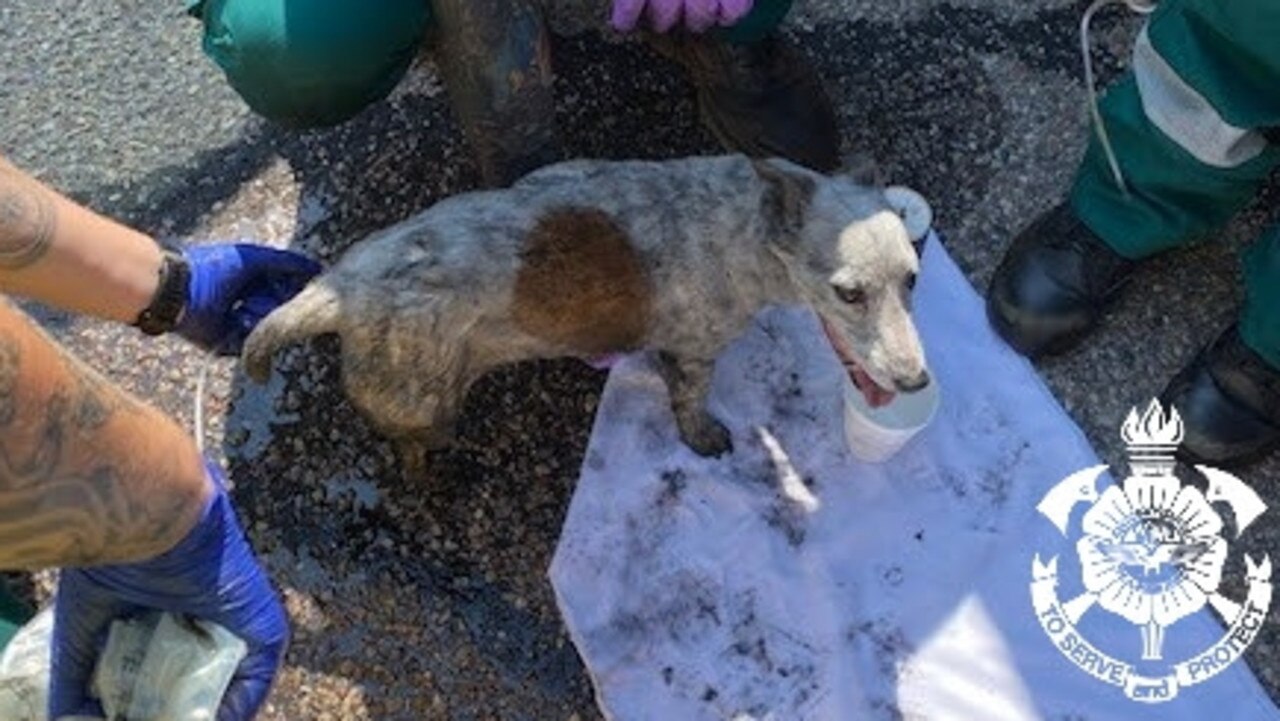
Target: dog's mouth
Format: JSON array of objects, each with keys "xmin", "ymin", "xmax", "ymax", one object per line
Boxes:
[{"xmin": 819, "ymin": 316, "xmax": 896, "ymax": 409}]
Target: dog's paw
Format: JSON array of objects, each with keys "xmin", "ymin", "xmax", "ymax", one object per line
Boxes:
[
  {"xmin": 396, "ymin": 439, "xmax": 431, "ymax": 481},
  {"xmin": 682, "ymin": 416, "xmax": 734, "ymax": 458}
]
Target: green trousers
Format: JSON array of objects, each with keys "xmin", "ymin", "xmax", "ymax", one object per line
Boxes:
[
  {"xmin": 187, "ymin": 0, "xmax": 793, "ymax": 128},
  {"xmin": 0, "ymin": 579, "xmax": 32, "ymax": 654},
  {"xmin": 1069, "ymin": 0, "xmax": 1280, "ymax": 366}
]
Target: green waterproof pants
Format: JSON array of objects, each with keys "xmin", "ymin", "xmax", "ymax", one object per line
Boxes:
[
  {"xmin": 0, "ymin": 579, "xmax": 32, "ymax": 654},
  {"xmin": 186, "ymin": 0, "xmax": 793, "ymax": 128},
  {"xmin": 1069, "ymin": 0, "xmax": 1280, "ymax": 366}
]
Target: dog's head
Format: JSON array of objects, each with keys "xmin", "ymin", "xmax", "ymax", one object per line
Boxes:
[{"xmin": 754, "ymin": 158, "xmax": 930, "ymax": 408}]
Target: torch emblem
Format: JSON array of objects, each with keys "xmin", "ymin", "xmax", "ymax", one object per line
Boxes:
[{"xmin": 1030, "ymin": 400, "xmax": 1273, "ymax": 703}]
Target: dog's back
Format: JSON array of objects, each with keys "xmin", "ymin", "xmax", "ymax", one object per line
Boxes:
[{"xmin": 243, "ymin": 155, "xmax": 780, "ymax": 379}]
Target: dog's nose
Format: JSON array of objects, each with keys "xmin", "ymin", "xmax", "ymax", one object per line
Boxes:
[{"xmin": 895, "ymin": 370, "xmax": 930, "ymax": 393}]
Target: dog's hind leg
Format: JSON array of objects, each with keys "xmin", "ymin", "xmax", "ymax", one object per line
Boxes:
[
  {"xmin": 396, "ymin": 439, "xmax": 430, "ymax": 481},
  {"xmin": 368, "ymin": 396, "xmax": 463, "ymax": 481},
  {"xmin": 657, "ymin": 352, "xmax": 732, "ymax": 457},
  {"xmin": 340, "ymin": 349, "xmax": 470, "ymax": 474},
  {"xmin": 376, "ymin": 395, "xmax": 464, "ymax": 481},
  {"xmin": 372, "ymin": 390, "xmax": 465, "ymax": 481}
]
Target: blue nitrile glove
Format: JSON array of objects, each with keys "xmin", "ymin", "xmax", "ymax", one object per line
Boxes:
[
  {"xmin": 178, "ymin": 243, "xmax": 322, "ymax": 355},
  {"xmin": 49, "ymin": 460, "xmax": 289, "ymax": 721}
]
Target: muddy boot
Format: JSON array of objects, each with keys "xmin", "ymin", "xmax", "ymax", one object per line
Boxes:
[
  {"xmin": 652, "ymin": 32, "xmax": 840, "ymax": 172},
  {"xmin": 1162, "ymin": 326, "xmax": 1280, "ymax": 467},
  {"xmin": 987, "ymin": 203, "xmax": 1138, "ymax": 358},
  {"xmin": 431, "ymin": 0, "xmax": 559, "ymax": 186}
]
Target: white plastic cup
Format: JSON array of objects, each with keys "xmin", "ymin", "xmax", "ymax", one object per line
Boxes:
[{"xmin": 843, "ymin": 376, "xmax": 941, "ymax": 463}]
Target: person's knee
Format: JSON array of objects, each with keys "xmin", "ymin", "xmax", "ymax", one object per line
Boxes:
[{"xmin": 192, "ymin": 0, "xmax": 430, "ymax": 128}]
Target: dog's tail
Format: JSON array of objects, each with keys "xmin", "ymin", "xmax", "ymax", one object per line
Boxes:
[{"xmin": 241, "ymin": 279, "xmax": 342, "ymax": 383}]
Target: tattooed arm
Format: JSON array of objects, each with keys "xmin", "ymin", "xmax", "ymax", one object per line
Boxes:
[
  {"xmin": 0, "ymin": 154, "xmax": 164, "ymax": 323},
  {"xmin": 0, "ymin": 154, "xmax": 321, "ymax": 354},
  {"xmin": 0, "ymin": 298, "xmax": 210, "ymax": 569},
  {"xmin": 0, "ymin": 292, "xmax": 293, "ymax": 719}
]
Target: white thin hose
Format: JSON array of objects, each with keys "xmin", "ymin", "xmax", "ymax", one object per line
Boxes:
[
  {"xmin": 194, "ymin": 354, "xmax": 213, "ymax": 455},
  {"xmin": 1080, "ymin": 0, "xmax": 1157, "ymax": 197}
]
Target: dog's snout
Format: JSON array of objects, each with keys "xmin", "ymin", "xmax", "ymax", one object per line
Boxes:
[{"xmin": 895, "ymin": 370, "xmax": 930, "ymax": 393}]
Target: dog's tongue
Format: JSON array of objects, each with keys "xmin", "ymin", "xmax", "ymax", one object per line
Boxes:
[
  {"xmin": 851, "ymin": 364, "xmax": 896, "ymax": 408},
  {"xmin": 819, "ymin": 315, "xmax": 896, "ymax": 408}
]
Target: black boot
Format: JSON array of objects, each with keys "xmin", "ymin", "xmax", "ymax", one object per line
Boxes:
[
  {"xmin": 1161, "ymin": 326, "xmax": 1280, "ymax": 466},
  {"xmin": 655, "ymin": 33, "xmax": 840, "ymax": 172},
  {"xmin": 986, "ymin": 203, "xmax": 1138, "ymax": 357},
  {"xmin": 432, "ymin": 0, "xmax": 559, "ymax": 187}
]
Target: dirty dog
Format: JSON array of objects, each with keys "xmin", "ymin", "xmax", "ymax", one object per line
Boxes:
[{"xmin": 242, "ymin": 155, "xmax": 930, "ymax": 460}]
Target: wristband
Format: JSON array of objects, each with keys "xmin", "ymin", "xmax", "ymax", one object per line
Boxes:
[{"xmin": 134, "ymin": 251, "xmax": 191, "ymax": 336}]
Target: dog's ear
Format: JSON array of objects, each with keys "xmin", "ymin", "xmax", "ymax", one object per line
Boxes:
[
  {"xmin": 883, "ymin": 186, "xmax": 933, "ymax": 243},
  {"xmin": 753, "ymin": 159, "xmax": 816, "ymax": 246}
]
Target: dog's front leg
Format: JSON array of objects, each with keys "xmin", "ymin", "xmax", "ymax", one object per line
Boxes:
[{"xmin": 657, "ymin": 352, "xmax": 732, "ymax": 457}]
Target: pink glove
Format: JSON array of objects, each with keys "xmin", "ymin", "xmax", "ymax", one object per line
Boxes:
[{"xmin": 610, "ymin": 0, "xmax": 755, "ymax": 33}]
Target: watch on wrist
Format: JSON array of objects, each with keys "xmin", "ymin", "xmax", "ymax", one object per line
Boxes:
[{"xmin": 134, "ymin": 251, "xmax": 191, "ymax": 336}]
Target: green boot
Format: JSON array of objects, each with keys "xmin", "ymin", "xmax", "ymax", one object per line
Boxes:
[{"xmin": 431, "ymin": 0, "xmax": 559, "ymax": 187}]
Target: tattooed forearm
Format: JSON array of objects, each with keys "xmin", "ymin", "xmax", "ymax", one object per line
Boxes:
[
  {"xmin": 0, "ymin": 159, "xmax": 56, "ymax": 270},
  {"xmin": 0, "ymin": 300, "xmax": 207, "ymax": 570}
]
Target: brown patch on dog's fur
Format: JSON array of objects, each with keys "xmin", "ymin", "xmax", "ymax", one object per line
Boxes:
[{"xmin": 513, "ymin": 208, "xmax": 651, "ymax": 355}]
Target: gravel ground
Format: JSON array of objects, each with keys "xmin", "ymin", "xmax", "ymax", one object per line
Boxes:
[{"xmin": 2, "ymin": 0, "xmax": 1279, "ymax": 718}]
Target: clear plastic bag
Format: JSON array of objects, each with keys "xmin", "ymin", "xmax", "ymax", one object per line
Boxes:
[
  {"xmin": 0, "ymin": 609, "xmax": 246, "ymax": 721},
  {"xmin": 0, "ymin": 607, "xmax": 53, "ymax": 721}
]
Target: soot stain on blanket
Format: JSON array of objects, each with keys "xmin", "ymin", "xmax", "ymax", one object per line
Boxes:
[
  {"xmin": 977, "ymin": 444, "xmax": 1024, "ymax": 507},
  {"xmin": 715, "ymin": 590, "xmax": 825, "ymax": 715},
  {"xmin": 621, "ymin": 511, "xmax": 667, "ymax": 571},
  {"xmin": 869, "ymin": 696, "xmax": 929, "ymax": 721},
  {"xmin": 879, "ymin": 564, "xmax": 905, "ymax": 588},
  {"xmin": 585, "ymin": 449, "xmax": 606, "ymax": 472},
  {"xmin": 765, "ymin": 503, "xmax": 807, "ymax": 548},
  {"xmin": 617, "ymin": 585, "xmax": 826, "ymax": 716},
  {"xmin": 847, "ymin": 618, "xmax": 917, "ymax": 681},
  {"xmin": 769, "ymin": 370, "xmax": 814, "ymax": 422},
  {"xmin": 602, "ymin": 569, "xmax": 724, "ymax": 650},
  {"xmin": 934, "ymin": 433, "xmax": 1029, "ymax": 534},
  {"xmin": 938, "ymin": 469, "xmax": 970, "ymax": 500},
  {"xmin": 970, "ymin": 439, "xmax": 1030, "ymax": 533},
  {"xmin": 641, "ymin": 415, "xmax": 677, "ymax": 455},
  {"xmin": 592, "ymin": 365, "xmax": 676, "ymax": 455},
  {"xmin": 655, "ymin": 468, "xmax": 688, "ymax": 509},
  {"xmin": 953, "ymin": 397, "xmax": 1008, "ymax": 441},
  {"xmin": 726, "ymin": 431, "xmax": 815, "ymax": 549}
]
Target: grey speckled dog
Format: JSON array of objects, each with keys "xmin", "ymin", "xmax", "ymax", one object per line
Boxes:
[{"xmin": 242, "ymin": 154, "xmax": 931, "ymax": 460}]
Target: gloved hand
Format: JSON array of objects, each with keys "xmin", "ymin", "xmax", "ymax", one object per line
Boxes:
[
  {"xmin": 50, "ymin": 461, "xmax": 289, "ymax": 721},
  {"xmin": 178, "ymin": 243, "xmax": 321, "ymax": 355},
  {"xmin": 610, "ymin": 0, "xmax": 755, "ymax": 33}
]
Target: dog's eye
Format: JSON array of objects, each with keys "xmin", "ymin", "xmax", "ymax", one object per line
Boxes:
[
  {"xmin": 833, "ymin": 285, "xmax": 866, "ymax": 305},
  {"xmin": 905, "ymin": 273, "xmax": 917, "ymax": 292}
]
